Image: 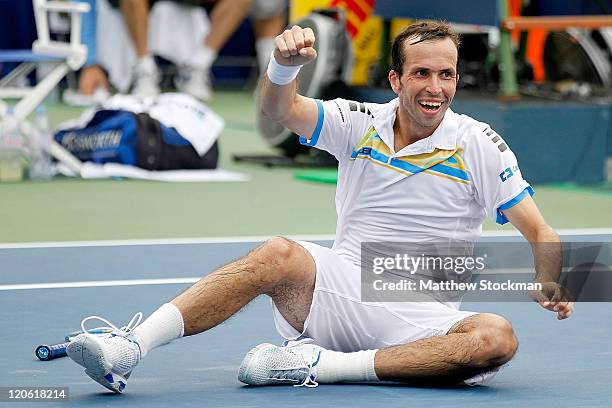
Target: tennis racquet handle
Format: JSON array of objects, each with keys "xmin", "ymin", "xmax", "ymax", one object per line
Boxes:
[{"xmin": 35, "ymin": 342, "xmax": 69, "ymax": 361}]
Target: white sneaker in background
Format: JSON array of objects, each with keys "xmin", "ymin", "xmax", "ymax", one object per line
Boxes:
[
  {"xmin": 132, "ymin": 55, "xmax": 161, "ymax": 97},
  {"xmin": 63, "ymin": 87, "xmax": 111, "ymax": 107},
  {"xmin": 67, "ymin": 313, "xmax": 144, "ymax": 393},
  {"xmin": 175, "ymin": 64, "xmax": 213, "ymax": 102}
]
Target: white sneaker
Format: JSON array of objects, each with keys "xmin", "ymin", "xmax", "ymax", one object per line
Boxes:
[
  {"xmin": 175, "ymin": 65, "xmax": 212, "ymax": 101},
  {"xmin": 132, "ymin": 57, "xmax": 160, "ymax": 97},
  {"xmin": 463, "ymin": 364, "xmax": 505, "ymax": 386},
  {"xmin": 67, "ymin": 313, "xmax": 143, "ymax": 393},
  {"xmin": 238, "ymin": 338, "xmax": 324, "ymax": 387}
]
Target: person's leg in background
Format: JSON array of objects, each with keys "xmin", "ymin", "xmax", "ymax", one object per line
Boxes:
[
  {"xmin": 116, "ymin": 0, "xmax": 160, "ymax": 95},
  {"xmin": 175, "ymin": 0, "xmax": 252, "ymax": 101},
  {"xmin": 72, "ymin": 0, "xmax": 157, "ymax": 102},
  {"xmin": 71, "ymin": 0, "xmax": 111, "ymax": 103},
  {"xmin": 251, "ymin": 0, "xmax": 287, "ymax": 75}
]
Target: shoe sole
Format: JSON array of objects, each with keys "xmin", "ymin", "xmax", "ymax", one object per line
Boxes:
[{"xmin": 67, "ymin": 335, "xmax": 128, "ymax": 393}]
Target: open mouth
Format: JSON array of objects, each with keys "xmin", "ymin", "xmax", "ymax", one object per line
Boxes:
[{"xmin": 418, "ymin": 100, "xmax": 444, "ymax": 112}]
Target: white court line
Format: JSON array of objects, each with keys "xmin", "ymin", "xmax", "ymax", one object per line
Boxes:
[
  {"xmin": 0, "ymin": 228, "xmax": 611, "ymax": 250},
  {"xmin": 0, "ymin": 278, "xmax": 200, "ymax": 291},
  {"xmin": 0, "ymin": 234, "xmax": 336, "ymax": 249},
  {"xmin": 0, "ymin": 268, "xmax": 540, "ymax": 291}
]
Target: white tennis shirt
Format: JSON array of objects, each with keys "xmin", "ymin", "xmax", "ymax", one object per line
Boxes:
[{"xmin": 300, "ymin": 97, "xmax": 533, "ymax": 265}]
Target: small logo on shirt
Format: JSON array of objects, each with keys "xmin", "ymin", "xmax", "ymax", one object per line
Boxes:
[
  {"xmin": 499, "ymin": 165, "xmax": 519, "ymax": 182},
  {"xmin": 357, "ymin": 147, "xmax": 372, "ymax": 156}
]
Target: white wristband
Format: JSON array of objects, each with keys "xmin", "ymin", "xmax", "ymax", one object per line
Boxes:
[{"xmin": 266, "ymin": 51, "xmax": 302, "ymax": 85}]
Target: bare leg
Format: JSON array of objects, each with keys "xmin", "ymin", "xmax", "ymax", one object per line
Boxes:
[
  {"xmin": 375, "ymin": 313, "xmax": 519, "ymax": 383},
  {"xmin": 119, "ymin": 0, "xmax": 150, "ymax": 57},
  {"xmin": 202, "ymin": 0, "xmax": 253, "ymax": 52},
  {"xmin": 172, "ymin": 237, "xmax": 315, "ymax": 336},
  {"xmin": 253, "ymin": 14, "xmax": 286, "ymax": 39},
  {"xmin": 67, "ymin": 237, "xmax": 315, "ymax": 392},
  {"xmin": 252, "ymin": 14, "xmax": 286, "ymax": 71}
]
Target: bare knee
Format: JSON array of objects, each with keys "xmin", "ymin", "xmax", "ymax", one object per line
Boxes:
[
  {"xmin": 250, "ymin": 237, "xmax": 314, "ymax": 291},
  {"xmin": 465, "ymin": 314, "xmax": 518, "ymax": 368}
]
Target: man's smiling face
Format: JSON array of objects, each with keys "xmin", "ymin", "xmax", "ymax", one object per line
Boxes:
[{"xmin": 390, "ymin": 36, "xmax": 458, "ymax": 135}]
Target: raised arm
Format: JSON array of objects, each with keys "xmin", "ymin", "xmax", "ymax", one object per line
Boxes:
[{"xmin": 260, "ymin": 26, "xmax": 319, "ymax": 138}]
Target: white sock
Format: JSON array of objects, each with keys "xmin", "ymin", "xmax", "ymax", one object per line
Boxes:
[
  {"xmin": 132, "ymin": 303, "xmax": 184, "ymax": 357},
  {"xmin": 136, "ymin": 54, "xmax": 157, "ymax": 73},
  {"xmin": 189, "ymin": 46, "xmax": 217, "ymax": 70},
  {"xmin": 315, "ymin": 349, "xmax": 379, "ymax": 383},
  {"xmin": 255, "ymin": 37, "xmax": 276, "ymax": 74}
]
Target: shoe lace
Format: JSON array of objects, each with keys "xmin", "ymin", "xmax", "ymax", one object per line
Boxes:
[
  {"xmin": 270, "ymin": 365, "xmax": 318, "ymax": 388},
  {"xmin": 80, "ymin": 312, "xmax": 143, "ymax": 338},
  {"xmin": 272, "ymin": 339, "xmax": 320, "ymax": 388},
  {"xmin": 294, "ymin": 357, "xmax": 319, "ymax": 388}
]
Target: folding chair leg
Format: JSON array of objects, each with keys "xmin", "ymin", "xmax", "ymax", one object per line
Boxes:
[
  {"xmin": 51, "ymin": 140, "xmax": 83, "ymax": 175},
  {"xmin": 12, "ymin": 63, "xmax": 68, "ymax": 122},
  {"xmin": 0, "ymin": 62, "xmax": 37, "ymax": 87}
]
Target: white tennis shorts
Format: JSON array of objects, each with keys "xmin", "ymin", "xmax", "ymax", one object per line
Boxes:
[{"xmin": 272, "ymin": 241, "xmax": 479, "ymax": 352}]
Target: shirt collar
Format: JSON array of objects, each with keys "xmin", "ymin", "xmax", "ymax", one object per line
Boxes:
[{"xmin": 372, "ymin": 97, "xmax": 458, "ymax": 156}]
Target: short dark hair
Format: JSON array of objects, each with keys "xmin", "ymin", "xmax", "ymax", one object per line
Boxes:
[{"xmin": 390, "ymin": 20, "xmax": 461, "ymax": 75}]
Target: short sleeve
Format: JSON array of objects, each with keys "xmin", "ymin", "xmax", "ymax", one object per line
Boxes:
[
  {"xmin": 465, "ymin": 126, "xmax": 534, "ymax": 225},
  {"xmin": 298, "ymin": 98, "xmax": 373, "ymax": 160}
]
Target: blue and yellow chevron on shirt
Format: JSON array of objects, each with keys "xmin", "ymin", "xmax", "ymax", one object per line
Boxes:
[{"xmin": 350, "ymin": 126, "xmax": 471, "ymax": 184}]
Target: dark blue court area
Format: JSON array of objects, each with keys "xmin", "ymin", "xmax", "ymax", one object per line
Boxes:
[{"xmin": 1, "ymin": 238, "xmax": 611, "ymax": 407}]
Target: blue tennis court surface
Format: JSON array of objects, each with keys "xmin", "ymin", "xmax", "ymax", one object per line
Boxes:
[{"xmin": 1, "ymin": 237, "xmax": 611, "ymax": 407}]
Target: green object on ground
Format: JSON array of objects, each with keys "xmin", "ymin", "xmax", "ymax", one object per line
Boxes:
[{"xmin": 294, "ymin": 169, "xmax": 338, "ymax": 184}]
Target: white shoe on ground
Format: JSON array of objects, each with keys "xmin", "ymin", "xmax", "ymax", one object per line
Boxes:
[
  {"xmin": 132, "ymin": 57, "xmax": 160, "ymax": 97},
  {"xmin": 67, "ymin": 313, "xmax": 143, "ymax": 393},
  {"xmin": 463, "ymin": 364, "xmax": 504, "ymax": 386},
  {"xmin": 175, "ymin": 65, "xmax": 213, "ymax": 101},
  {"xmin": 238, "ymin": 338, "xmax": 324, "ymax": 387}
]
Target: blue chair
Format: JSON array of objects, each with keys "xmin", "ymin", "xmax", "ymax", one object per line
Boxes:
[{"xmin": 0, "ymin": 0, "xmax": 90, "ymax": 174}]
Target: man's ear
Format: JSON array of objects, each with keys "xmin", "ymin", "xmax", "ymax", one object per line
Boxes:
[{"xmin": 388, "ymin": 70, "xmax": 401, "ymax": 95}]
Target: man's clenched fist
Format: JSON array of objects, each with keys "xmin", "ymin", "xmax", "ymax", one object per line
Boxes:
[{"xmin": 274, "ymin": 25, "xmax": 317, "ymax": 66}]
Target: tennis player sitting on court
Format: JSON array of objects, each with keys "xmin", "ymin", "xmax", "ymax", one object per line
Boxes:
[{"xmin": 67, "ymin": 20, "xmax": 575, "ymax": 392}]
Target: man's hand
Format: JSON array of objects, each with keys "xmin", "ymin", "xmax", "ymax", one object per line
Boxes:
[
  {"xmin": 502, "ymin": 199, "xmax": 574, "ymax": 320},
  {"xmin": 531, "ymin": 282, "xmax": 575, "ymax": 320},
  {"xmin": 78, "ymin": 65, "xmax": 109, "ymax": 96},
  {"xmin": 273, "ymin": 25, "xmax": 317, "ymax": 66}
]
